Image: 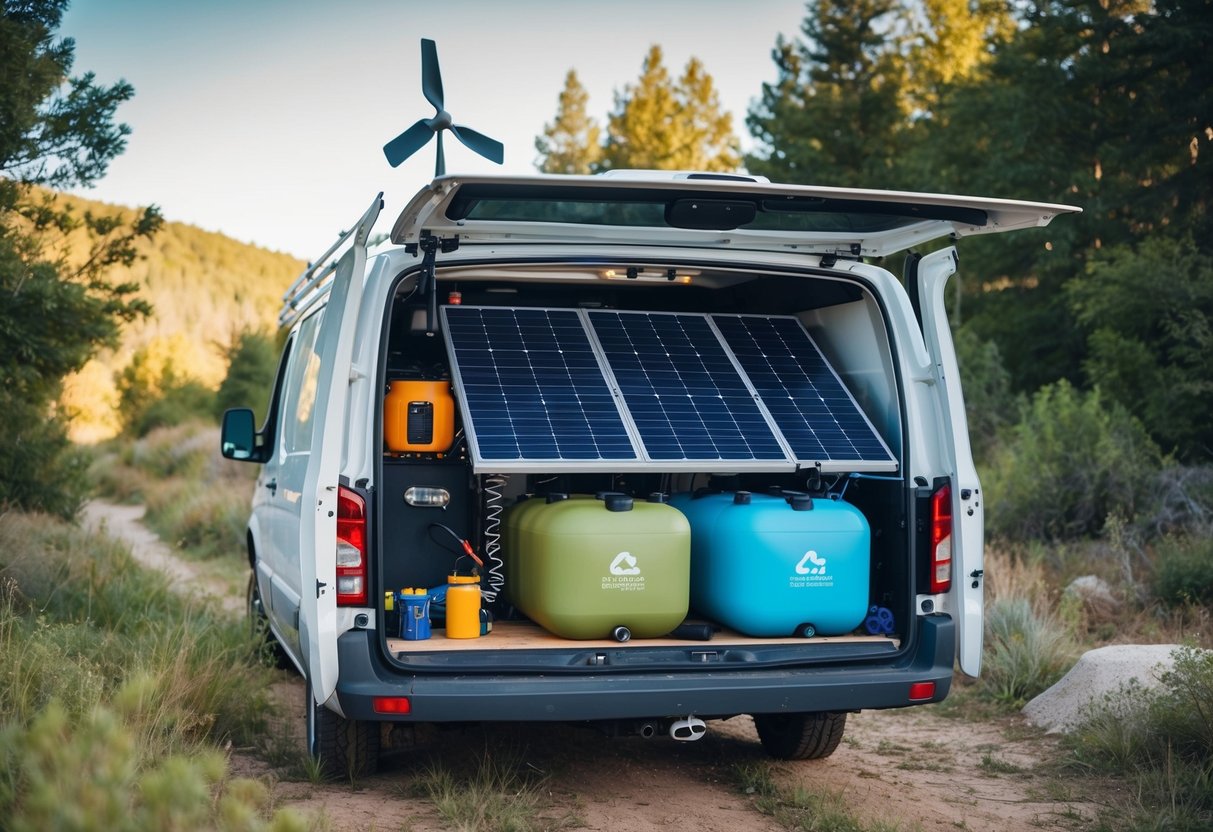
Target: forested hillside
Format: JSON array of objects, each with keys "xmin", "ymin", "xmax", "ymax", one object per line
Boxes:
[{"xmin": 55, "ymin": 193, "xmax": 304, "ymax": 441}]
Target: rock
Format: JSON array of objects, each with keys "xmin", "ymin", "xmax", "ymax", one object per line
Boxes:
[{"xmin": 1022, "ymin": 644, "xmax": 1184, "ymax": 733}]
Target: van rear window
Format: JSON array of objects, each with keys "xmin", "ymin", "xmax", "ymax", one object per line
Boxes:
[{"xmin": 446, "ymin": 184, "xmax": 988, "ymax": 233}]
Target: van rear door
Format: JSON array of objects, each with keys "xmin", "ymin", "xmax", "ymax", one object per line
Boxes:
[
  {"xmin": 298, "ymin": 194, "xmax": 382, "ymax": 706},
  {"xmin": 915, "ymin": 247, "xmax": 984, "ymax": 676}
]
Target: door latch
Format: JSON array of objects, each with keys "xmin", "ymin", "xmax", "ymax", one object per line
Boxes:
[{"xmin": 316, "ymin": 580, "xmax": 328, "ymax": 598}]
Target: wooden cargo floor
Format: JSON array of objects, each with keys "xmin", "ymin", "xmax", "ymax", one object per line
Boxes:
[{"xmin": 387, "ymin": 619, "xmax": 899, "ymax": 653}]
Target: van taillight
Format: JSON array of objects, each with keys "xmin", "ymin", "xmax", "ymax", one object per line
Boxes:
[
  {"xmin": 336, "ymin": 486, "xmax": 367, "ymax": 606},
  {"xmin": 929, "ymin": 483, "xmax": 953, "ymax": 593}
]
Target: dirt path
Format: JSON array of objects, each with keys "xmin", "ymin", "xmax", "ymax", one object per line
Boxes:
[{"xmin": 85, "ymin": 500, "xmax": 1098, "ymax": 832}]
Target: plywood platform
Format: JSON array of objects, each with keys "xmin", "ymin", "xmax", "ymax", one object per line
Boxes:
[{"xmin": 387, "ymin": 619, "xmax": 898, "ymax": 654}]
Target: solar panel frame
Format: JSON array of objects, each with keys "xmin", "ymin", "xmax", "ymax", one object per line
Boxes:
[
  {"xmin": 711, "ymin": 313, "xmax": 898, "ymax": 472},
  {"xmin": 441, "ymin": 305, "xmax": 644, "ymax": 472}
]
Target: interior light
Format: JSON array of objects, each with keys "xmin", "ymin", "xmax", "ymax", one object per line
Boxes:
[{"xmin": 405, "ymin": 486, "xmax": 451, "ymax": 507}]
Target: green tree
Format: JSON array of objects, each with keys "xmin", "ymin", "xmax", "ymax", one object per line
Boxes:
[
  {"xmin": 1, "ymin": 1, "xmax": 161, "ymax": 515},
  {"xmin": 745, "ymin": 0, "xmax": 910, "ymax": 187},
  {"xmin": 600, "ymin": 45, "xmax": 740, "ymax": 172},
  {"xmin": 915, "ymin": 0, "xmax": 1211, "ymax": 406},
  {"xmin": 535, "ymin": 70, "xmax": 602, "ymax": 174},
  {"xmin": 215, "ymin": 329, "xmax": 279, "ymax": 426}
]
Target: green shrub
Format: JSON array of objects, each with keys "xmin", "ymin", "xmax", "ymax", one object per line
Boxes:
[
  {"xmin": 953, "ymin": 325, "xmax": 1017, "ymax": 463},
  {"xmin": 134, "ymin": 380, "xmax": 217, "ymax": 437},
  {"xmin": 980, "ymin": 597, "xmax": 1075, "ymax": 708},
  {"xmin": 1151, "ymin": 536, "xmax": 1213, "ymax": 608},
  {"xmin": 216, "ymin": 330, "xmax": 279, "ymax": 426},
  {"xmin": 1068, "ymin": 646, "xmax": 1213, "ymax": 829},
  {"xmin": 0, "ymin": 700, "xmax": 307, "ymax": 832},
  {"xmin": 0, "ymin": 392, "xmax": 90, "ymax": 519},
  {"xmin": 984, "ymin": 380, "xmax": 1164, "ymax": 541}
]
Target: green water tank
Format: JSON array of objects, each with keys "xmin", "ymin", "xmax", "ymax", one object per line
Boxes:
[{"xmin": 505, "ymin": 493, "xmax": 690, "ymax": 639}]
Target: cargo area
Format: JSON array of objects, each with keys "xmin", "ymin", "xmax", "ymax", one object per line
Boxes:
[{"xmin": 373, "ymin": 261, "xmax": 914, "ymax": 672}]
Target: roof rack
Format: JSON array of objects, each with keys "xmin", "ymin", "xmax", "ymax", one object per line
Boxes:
[{"xmin": 279, "ymin": 192, "xmax": 385, "ymax": 329}]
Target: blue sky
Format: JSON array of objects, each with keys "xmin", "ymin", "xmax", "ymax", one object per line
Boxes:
[{"xmin": 61, "ymin": 0, "xmax": 808, "ymax": 258}]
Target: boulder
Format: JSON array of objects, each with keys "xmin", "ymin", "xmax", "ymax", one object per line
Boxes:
[
  {"xmin": 1022, "ymin": 644, "xmax": 1183, "ymax": 733},
  {"xmin": 1063, "ymin": 574, "xmax": 1121, "ymax": 619}
]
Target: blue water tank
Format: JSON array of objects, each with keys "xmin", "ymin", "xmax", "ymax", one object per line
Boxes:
[{"xmin": 669, "ymin": 490, "xmax": 871, "ymax": 637}]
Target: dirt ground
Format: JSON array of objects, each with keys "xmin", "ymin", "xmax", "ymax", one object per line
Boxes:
[{"xmin": 86, "ymin": 499, "xmax": 1102, "ymax": 832}]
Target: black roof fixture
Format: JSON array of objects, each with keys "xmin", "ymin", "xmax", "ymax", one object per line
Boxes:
[{"xmin": 383, "ymin": 39, "xmax": 504, "ymax": 177}]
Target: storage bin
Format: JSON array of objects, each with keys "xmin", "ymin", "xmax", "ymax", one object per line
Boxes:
[
  {"xmin": 669, "ymin": 490, "xmax": 870, "ymax": 637},
  {"xmin": 503, "ymin": 493, "xmax": 690, "ymax": 639}
]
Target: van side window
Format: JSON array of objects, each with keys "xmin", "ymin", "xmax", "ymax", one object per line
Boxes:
[{"xmin": 280, "ymin": 309, "xmax": 325, "ymax": 455}]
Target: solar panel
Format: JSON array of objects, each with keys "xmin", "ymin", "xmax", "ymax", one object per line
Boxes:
[
  {"xmin": 711, "ymin": 315, "xmax": 896, "ymax": 471},
  {"xmin": 441, "ymin": 306, "xmax": 639, "ymax": 470},
  {"xmin": 586, "ymin": 311, "xmax": 791, "ymax": 465}
]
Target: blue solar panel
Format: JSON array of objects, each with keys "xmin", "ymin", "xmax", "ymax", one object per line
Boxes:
[
  {"xmin": 712, "ymin": 315, "xmax": 895, "ymax": 469},
  {"xmin": 586, "ymin": 311, "xmax": 789, "ymax": 463},
  {"xmin": 442, "ymin": 306, "xmax": 639, "ymax": 466}
]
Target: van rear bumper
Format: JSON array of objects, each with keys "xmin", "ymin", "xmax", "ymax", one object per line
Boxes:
[{"xmin": 332, "ymin": 615, "xmax": 955, "ymax": 722}]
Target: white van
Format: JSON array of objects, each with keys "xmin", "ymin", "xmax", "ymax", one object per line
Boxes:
[{"xmin": 221, "ymin": 171, "xmax": 1077, "ymax": 775}]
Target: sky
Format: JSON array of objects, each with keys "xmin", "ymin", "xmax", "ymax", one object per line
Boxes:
[{"xmin": 60, "ymin": 0, "xmax": 809, "ymax": 260}]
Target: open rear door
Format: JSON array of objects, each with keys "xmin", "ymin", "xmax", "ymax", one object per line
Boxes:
[
  {"xmin": 299, "ymin": 194, "xmax": 382, "ymax": 706},
  {"xmin": 915, "ymin": 247, "xmax": 984, "ymax": 676}
]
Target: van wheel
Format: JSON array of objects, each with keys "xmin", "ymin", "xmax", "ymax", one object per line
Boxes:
[
  {"xmin": 247, "ymin": 573, "xmax": 291, "ymax": 669},
  {"xmin": 305, "ymin": 678, "xmax": 380, "ymax": 779},
  {"xmin": 753, "ymin": 711, "xmax": 847, "ymax": 760}
]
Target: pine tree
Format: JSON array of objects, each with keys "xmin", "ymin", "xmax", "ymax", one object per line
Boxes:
[
  {"xmin": 534, "ymin": 70, "xmax": 602, "ymax": 174},
  {"xmin": 600, "ymin": 45, "xmax": 740, "ymax": 172},
  {"xmin": 745, "ymin": 0, "xmax": 911, "ymax": 188}
]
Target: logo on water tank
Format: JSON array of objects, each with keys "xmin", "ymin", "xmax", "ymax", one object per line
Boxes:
[
  {"xmin": 791, "ymin": 550, "xmax": 832, "ymax": 588},
  {"xmin": 610, "ymin": 551, "xmax": 641, "ymax": 575},
  {"xmin": 603, "ymin": 551, "xmax": 645, "ymax": 591}
]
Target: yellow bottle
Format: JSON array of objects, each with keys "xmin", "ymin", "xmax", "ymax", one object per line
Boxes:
[{"xmin": 445, "ymin": 574, "xmax": 481, "ymax": 639}]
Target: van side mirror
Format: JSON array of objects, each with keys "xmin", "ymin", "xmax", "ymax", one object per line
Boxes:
[{"xmin": 221, "ymin": 408, "xmax": 259, "ymax": 462}]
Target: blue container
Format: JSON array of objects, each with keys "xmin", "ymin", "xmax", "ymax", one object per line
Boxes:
[
  {"xmin": 669, "ymin": 490, "xmax": 871, "ymax": 637},
  {"xmin": 399, "ymin": 591, "xmax": 432, "ymax": 640}
]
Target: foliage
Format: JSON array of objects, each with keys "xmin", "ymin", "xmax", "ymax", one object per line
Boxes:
[
  {"xmin": 1067, "ymin": 646, "xmax": 1213, "ymax": 829},
  {"xmin": 115, "ymin": 336, "xmax": 216, "ymax": 436},
  {"xmin": 733, "ymin": 762, "xmax": 902, "ymax": 832},
  {"xmin": 1067, "ymin": 235, "xmax": 1213, "ymax": 461},
  {"xmin": 1151, "ymin": 536, "xmax": 1213, "ymax": 609},
  {"xmin": 984, "ymin": 380, "xmax": 1163, "ymax": 541},
  {"xmin": 57, "ymin": 197, "xmax": 303, "ymax": 442},
  {"xmin": 414, "ymin": 751, "xmax": 581, "ymax": 832},
  {"xmin": 535, "ymin": 45, "xmax": 741, "ymax": 174},
  {"xmin": 979, "ymin": 596, "xmax": 1075, "ymax": 708},
  {"xmin": 746, "ymin": 0, "xmax": 910, "ymax": 187},
  {"xmin": 0, "ymin": 1, "xmax": 163, "ymax": 516},
  {"xmin": 952, "ymin": 324, "xmax": 1016, "ymax": 462},
  {"xmin": 216, "ymin": 329, "xmax": 279, "ymax": 426},
  {"xmin": 535, "ymin": 70, "xmax": 602, "ymax": 175},
  {"xmin": 0, "ymin": 506, "xmax": 307, "ymax": 829}
]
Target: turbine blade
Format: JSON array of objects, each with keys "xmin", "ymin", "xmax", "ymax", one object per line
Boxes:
[
  {"xmin": 383, "ymin": 119, "xmax": 434, "ymax": 167},
  {"xmin": 450, "ymin": 124, "xmax": 504, "ymax": 165},
  {"xmin": 420, "ymin": 39, "xmax": 444, "ymax": 111}
]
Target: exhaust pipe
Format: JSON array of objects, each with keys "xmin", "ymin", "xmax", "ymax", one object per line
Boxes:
[
  {"xmin": 669, "ymin": 715, "xmax": 706, "ymax": 742},
  {"xmin": 638, "ymin": 722, "xmax": 658, "ymax": 739}
]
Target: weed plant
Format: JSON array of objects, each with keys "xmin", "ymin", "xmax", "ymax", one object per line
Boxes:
[
  {"xmin": 733, "ymin": 762, "xmax": 903, "ymax": 832},
  {"xmin": 0, "ymin": 511, "xmax": 302, "ymax": 829},
  {"xmin": 1151, "ymin": 535, "xmax": 1213, "ymax": 608},
  {"xmin": 412, "ymin": 749, "xmax": 582, "ymax": 832},
  {"xmin": 1067, "ymin": 645, "xmax": 1213, "ymax": 831},
  {"xmin": 980, "ymin": 597, "xmax": 1075, "ymax": 709}
]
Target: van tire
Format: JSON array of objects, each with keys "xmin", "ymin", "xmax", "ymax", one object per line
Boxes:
[
  {"xmin": 305, "ymin": 677, "xmax": 380, "ymax": 779},
  {"xmin": 753, "ymin": 711, "xmax": 847, "ymax": 760}
]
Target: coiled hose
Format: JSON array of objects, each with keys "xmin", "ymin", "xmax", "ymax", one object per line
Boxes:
[{"xmin": 481, "ymin": 474, "xmax": 508, "ymax": 603}]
